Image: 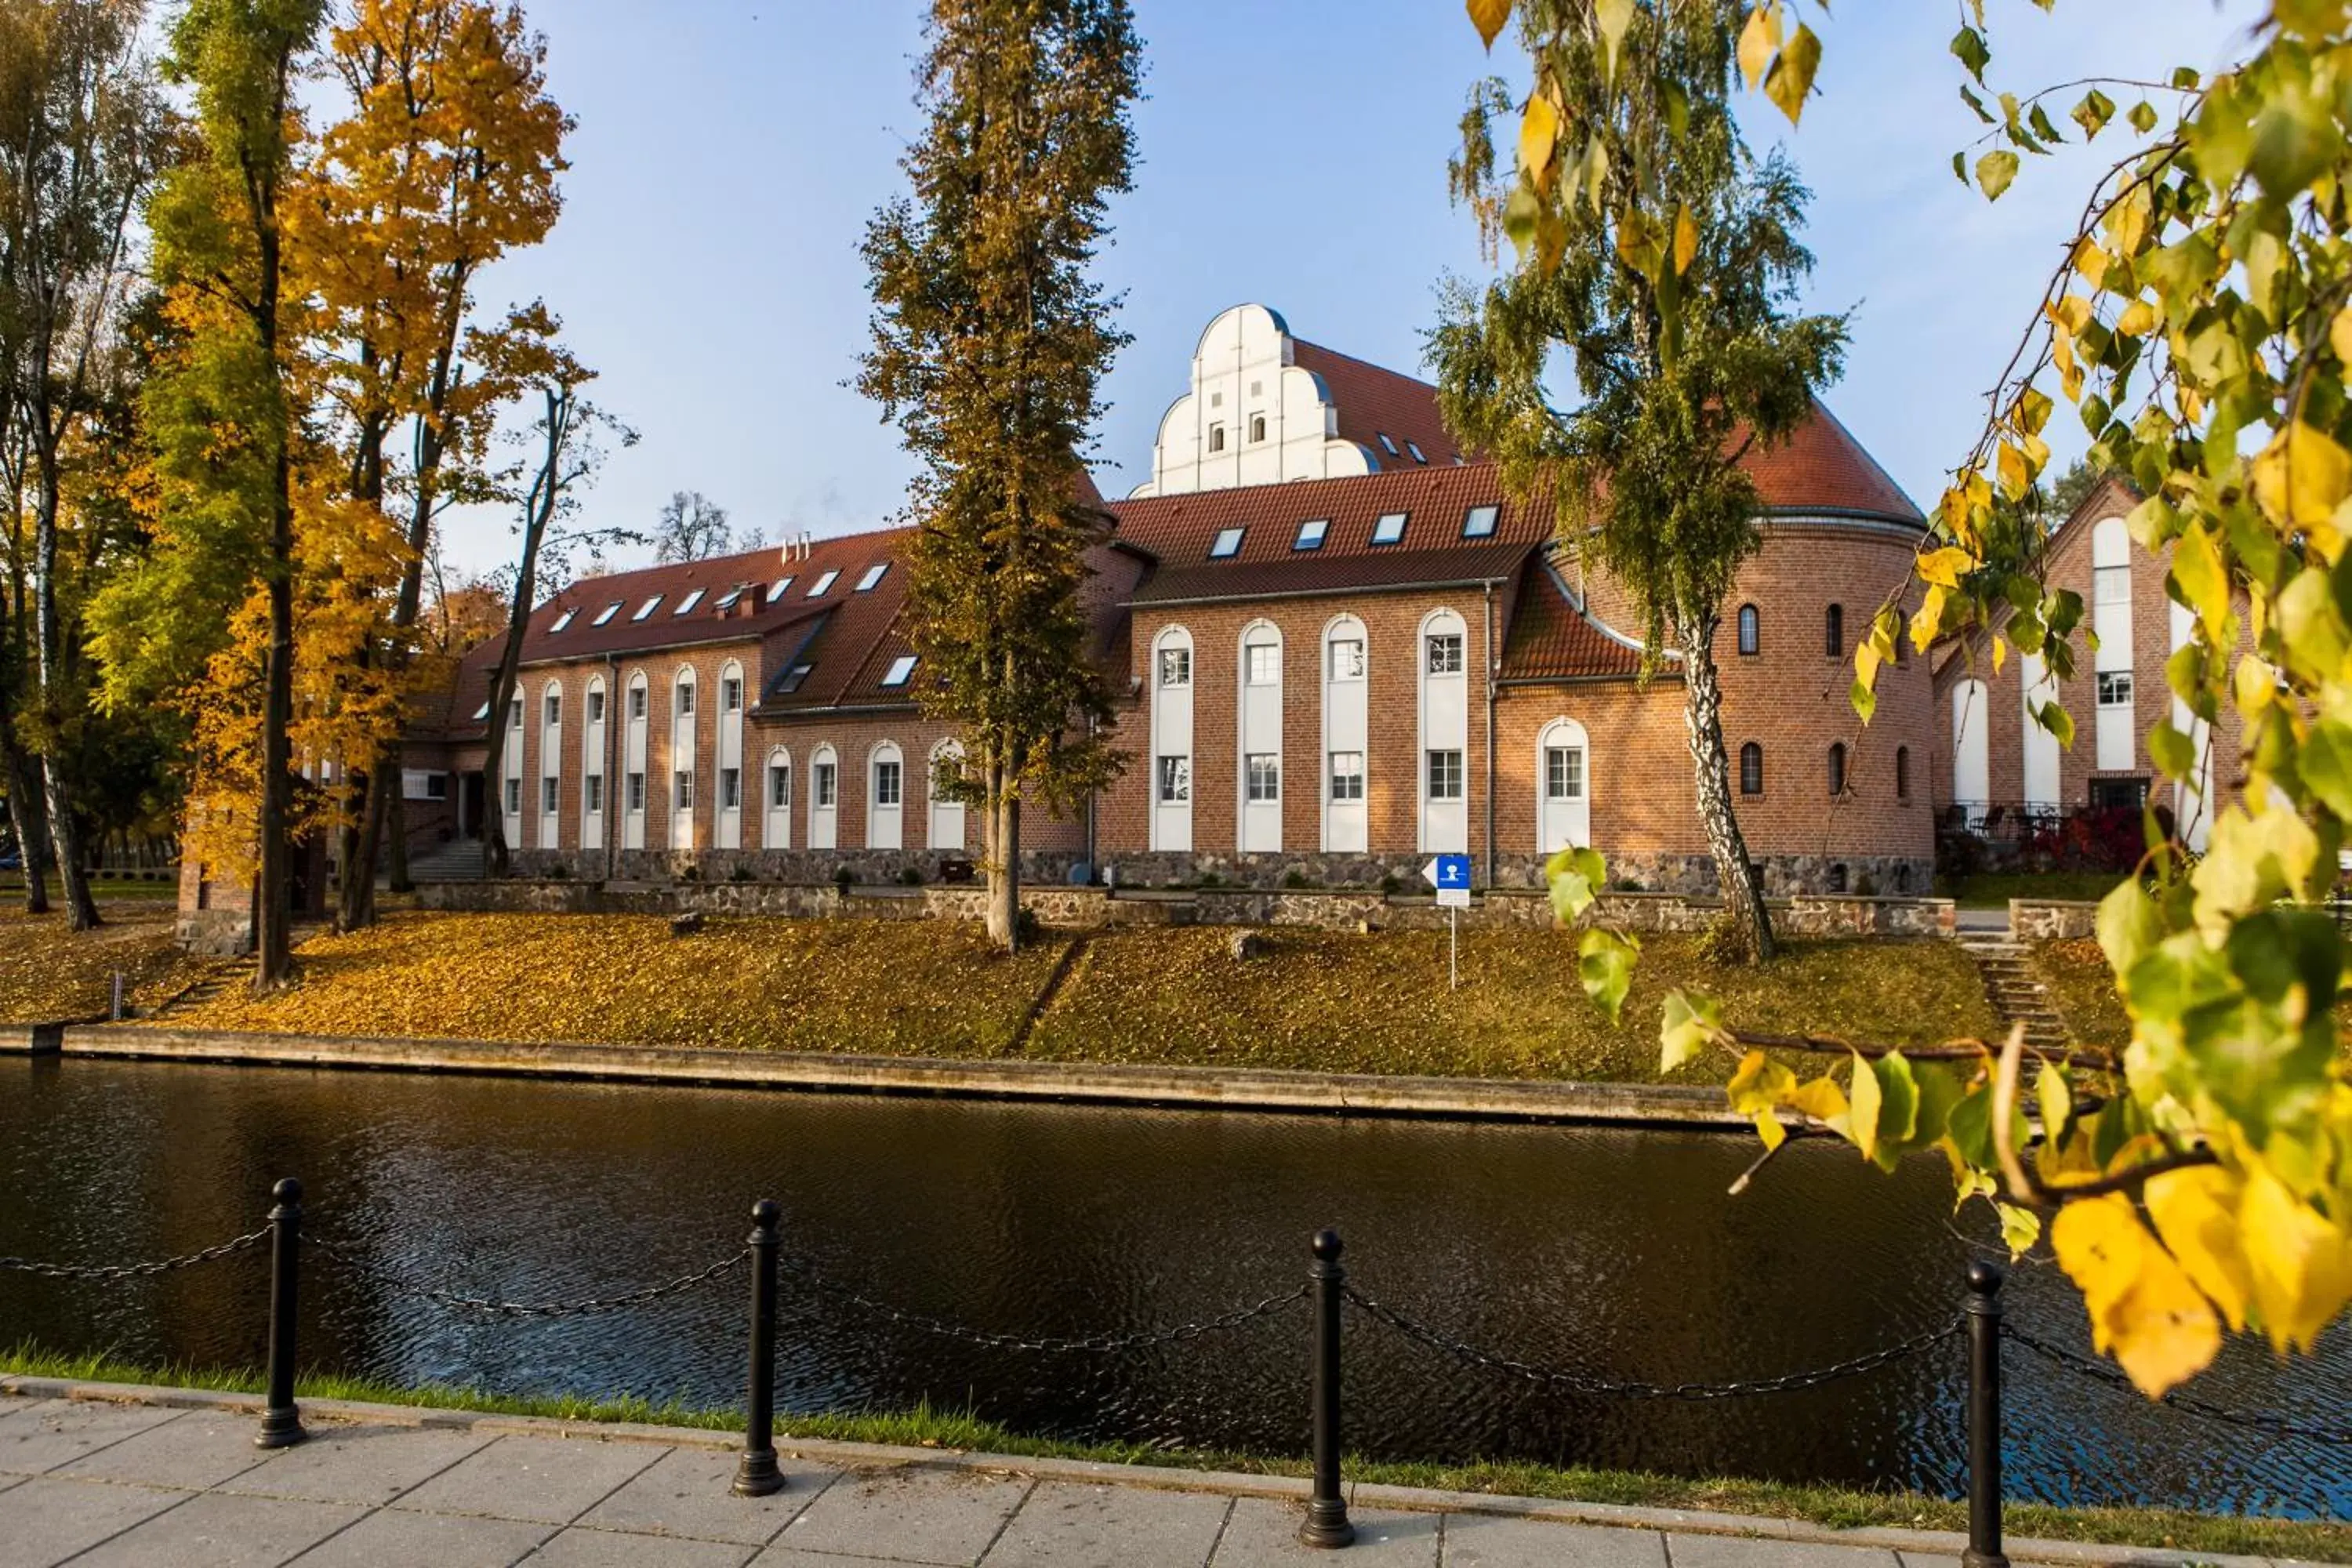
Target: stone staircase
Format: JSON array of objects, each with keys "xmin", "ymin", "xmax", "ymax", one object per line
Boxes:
[
  {"xmin": 1956, "ymin": 931, "xmax": 2071, "ymax": 1051},
  {"xmin": 147, "ymin": 956, "xmax": 256, "ymax": 1020},
  {"xmin": 403, "ymin": 839, "xmax": 486, "ymax": 883}
]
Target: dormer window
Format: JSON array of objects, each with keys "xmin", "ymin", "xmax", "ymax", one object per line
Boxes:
[
  {"xmin": 1294, "ymin": 518, "xmax": 1329, "ymax": 551},
  {"xmin": 714, "ymin": 586, "xmax": 745, "ymax": 611},
  {"xmin": 768, "ymin": 577, "xmax": 793, "ymax": 604},
  {"xmin": 1408, "ymin": 441, "xmax": 1428, "ymax": 464},
  {"xmin": 1209, "ymin": 527, "xmax": 1245, "ymax": 559},
  {"xmin": 471, "ymin": 701, "xmax": 491, "ymax": 720},
  {"xmin": 855, "ymin": 563, "xmax": 888, "ymax": 592},
  {"xmin": 1370, "ymin": 512, "xmax": 1407, "ymax": 546},
  {"xmin": 592, "ymin": 601, "xmax": 622, "ymax": 626},
  {"xmin": 808, "ymin": 569, "xmax": 840, "ymax": 597},
  {"xmin": 550, "ymin": 608, "xmax": 576, "ymax": 632},
  {"xmin": 1377, "ymin": 433, "xmax": 1399, "ymax": 456},
  {"xmin": 778, "ymin": 663, "xmax": 814, "ymax": 693},
  {"xmin": 673, "ymin": 588, "xmax": 705, "ymax": 615},
  {"xmin": 880, "ymin": 655, "xmax": 918, "ymax": 688},
  {"xmin": 1462, "ymin": 504, "xmax": 1499, "ymax": 539},
  {"xmin": 632, "ymin": 594, "xmax": 662, "ymax": 620}
]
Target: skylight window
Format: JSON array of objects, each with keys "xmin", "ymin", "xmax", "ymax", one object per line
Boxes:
[
  {"xmin": 1407, "ymin": 441, "xmax": 1428, "ymax": 464},
  {"xmin": 472, "ymin": 702, "xmax": 490, "ymax": 720},
  {"xmin": 1294, "ymin": 518, "xmax": 1329, "ymax": 551},
  {"xmin": 1370, "ymin": 511, "xmax": 1408, "ymax": 546},
  {"xmin": 1209, "ymin": 527, "xmax": 1246, "ymax": 559},
  {"xmin": 1377, "ymin": 433, "xmax": 1399, "ymax": 456},
  {"xmin": 673, "ymin": 588, "xmax": 706, "ymax": 615},
  {"xmin": 549, "ymin": 608, "xmax": 576, "ymax": 632},
  {"xmin": 714, "ymin": 586, "xmax": 745, "ymax": 611},
  {"xmin": 592, "ymin": 601, "xmax": 622, "ymax": 626},
  {"xmin": 880, "ymin": 654, "xmax": 918, "ymax": 688},
  {"xmin": 768, "ymin": 577, "xmax": 793, "ymax": 604},
  {"xmin": 855, "ymin": 563, "xmax": 888, "ymax": 592},
  {"xmin": 778, "ymin": 663, "xmax": 815, "ymax": 694},
  {"xmin": 808, "ymin": 569, "xmax": 840, "ymax": 597},
  {"xmin": 632, "ymin": 594, "xmax": 662, "ymax": 620},
  {"xmin": 1462, "ymin": 504, "xmax": 1499, "ymax": 539}
]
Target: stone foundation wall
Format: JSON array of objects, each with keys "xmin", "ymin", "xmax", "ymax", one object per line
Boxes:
[
  {"xmin": 2010, "ymin": 898, "xmax": 2100, "ymax": 940},
  {"xmin": 413, "ymin": 878, "xmax": 1954, "ymax": 939},
  {"xmin": 511, "ymin": 847, "xmax": 1090, "ymax": 889},
  {"xmin": 173, "ymin": 909, "xmax": 254, "ymax": 957}
]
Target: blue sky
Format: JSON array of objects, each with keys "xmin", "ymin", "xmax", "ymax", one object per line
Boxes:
[{"xmin": 441, "ymin": 0, "xmax": 2266, "ymax": 579}]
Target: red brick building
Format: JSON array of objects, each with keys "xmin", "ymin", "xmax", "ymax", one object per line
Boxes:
[{"xmin": 393, "ymin": 305, "xmax": 1939, "ymax": 897}]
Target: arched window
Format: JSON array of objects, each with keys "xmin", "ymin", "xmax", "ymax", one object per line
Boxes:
[
  {"xmin": 1149, "ymin": 626, "xmax": 1195, "ymax": 851},
  {"xmin": 1322, "ymin": 615, "xmax": 1369, "ymax": 853},
  {"xmin": 928, "ymin": 739, "xmax": 966, "ymax": 851},
  {"xmin": 1737, "ymin": 604, "xmax": 1759, "ymax": 657},
  {"xmin": 764, "ymin": 746, "xmax": 792, "ymax": 851},
  {"xmin": 1739, "ymin": 742, "xmax": 1763, "ymax": 797},
  {"xmin": 1824, "ymin": 603, "xmax": 1844, "ymax": 657},
  {"xmin": 1828, "ymin": 742, "xmax": 1848, "ymax": 797},
  {"xmin": 1238, "ymin": 621, "xmax": 1283, "ymax": 852},
  {"xmin": 1895, "ymin": 745, "xmax": 1911, "ymax": 801},
  {"xmin": 869, "ymin": 741, "xmax": 904, "ymax": 850},
  {"xmin": 669, "ymin": 668, "xmax": 698, "ymax": 852},
  {"xmin": 1417, "ymin": 608, "xmax": 1470, "ymax": 854}
]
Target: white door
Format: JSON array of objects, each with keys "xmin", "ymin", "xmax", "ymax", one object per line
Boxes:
[
  {"xmin": 928, "ymin": 742, "xmax": 966, "ymax": 850},
  {"xmin": 1537, "ymin": 719, "xmax": 1591, "ymax": 853},
  {"xmin": 810, "ymin": 746, "xmax": 838, "ymax": 850}
]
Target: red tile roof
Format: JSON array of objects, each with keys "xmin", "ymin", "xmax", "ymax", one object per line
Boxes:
[
  {"xmin": 1290, "ymin": 337, "xmax": 1465, "ymax": 470},
  {"xmin": 1112, "ymin": 464, "xmax": 1544, "ymax": 605},
  {"xmin": 1500, "ymin": 557, "xmax": 1645, "ymax": 681},
  {"xmin": 1741, "ymin": 401, "xmax": 1921, "ymax": 522}
]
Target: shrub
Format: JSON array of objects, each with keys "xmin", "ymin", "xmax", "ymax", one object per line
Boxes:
[
  {"xmin": 729, "ymin": 863, "xmax": 753, "ymax": 883},
  {"xmin": 1378, "ymin": 874, "xmax": 1400, "ymax": 897},
  {"xmin": 1281, "ymin": 869, "xmax": 1308, "ymax": 890},
  {"xmin": 900, "ymin": 866, "xmax": 925, "ymax": 886},
  {"xmin": 833, "ymin": 866, "xmax": 855, "ymax": 894}
]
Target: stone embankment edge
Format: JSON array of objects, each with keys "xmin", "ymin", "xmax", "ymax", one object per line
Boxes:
[
  {"xmin": 6, "ymin": 1022, "xmax": 1746, "ymax": 1127},
  {"xmin": 0, "ymin": 1377, "xmax": 2273, "ymax": 1568}
]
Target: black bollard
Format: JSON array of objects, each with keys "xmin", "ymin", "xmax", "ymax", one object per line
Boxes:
[
  {"xmin": 733, "ymin": 1199, "xmax": 784, "ymax": 1497},
  {"xmin": 256, "ymin": 1178, "xmax": 307, "ymax": 1450},
  {"xmin": 1298, "ymin": 1229, "xmax": 1354, "ymax": 1549},
  {"xmin": 1962, "ymin": 1260, "xmax": 2007, "ymax": 1568}
]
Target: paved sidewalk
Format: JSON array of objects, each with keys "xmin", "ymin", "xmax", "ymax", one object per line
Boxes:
[{"xmin": 0, "ymin": 1385, "xmax": 2282, "ymax": 1568}]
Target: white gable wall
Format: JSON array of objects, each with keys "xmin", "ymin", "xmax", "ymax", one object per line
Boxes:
[{"xmin": 1131, "ymin": 304, "xmax": 1378, "ymax": 498}]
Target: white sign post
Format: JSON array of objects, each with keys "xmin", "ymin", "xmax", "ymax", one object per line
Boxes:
[{"xmin": 1423, "ymin": 855, "xmax": 1473, "ymax": 990}]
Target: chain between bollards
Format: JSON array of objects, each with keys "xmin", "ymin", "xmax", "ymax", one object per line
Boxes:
[
  {"xmin": 1299, "ymin": 1229, "xmax": 1354, "ymax": 1549},
  {"xmin": 256, "ymin": 1178, "xmax": 306, "ymax": 1450},
  {"xmin": 1962, "ymin": 1260, "xmax": 2006, "ymax": 1568},
  {"xmin": 733, "ymin": 1199, "xmax": 784, "ymax": 1497}
]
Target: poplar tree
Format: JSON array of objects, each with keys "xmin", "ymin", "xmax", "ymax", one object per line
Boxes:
[
  {"xmin": 858, "ymin": 0, "xmax": 1139, "ymax": 953},
  {"xmin": 1430, "ymin": 0, "xmax": 1846, "ymax": 964}
]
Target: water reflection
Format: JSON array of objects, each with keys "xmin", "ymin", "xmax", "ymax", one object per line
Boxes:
[{"xmin": 2, "ymin": 1059, "xmax": 2343, "ymax": 1517}]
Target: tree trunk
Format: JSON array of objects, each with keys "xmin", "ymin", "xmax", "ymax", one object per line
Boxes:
[
  {"xmin": 1678, "ymin": 607, "xmax": 1774, "ymax": 962},
  {"xmin": 387, "ymin": 788, "xmax": 412, "ymax": 891},
  {"xmin": 337, "ymin": 767, "xmax": 379, "ymax": 930},
  {"xmin": 31, "ymin": 452, "xmax": 100, "ymax": 931},
  {"xmin": 2, "ymin": 726, "xmax": 51, "ymax": 914},
  {"xmin": 254, "ymin": 502, "xmax": 296, "ymax": 989},
  {"xmin": 983, "ymin": 753, "xmax": 1020, "ymax": 953}
]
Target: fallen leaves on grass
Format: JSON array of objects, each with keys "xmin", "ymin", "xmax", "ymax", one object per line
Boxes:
[{"xmin": 0, "ymin": 909, "xmax": 205, "ymax": 1023}]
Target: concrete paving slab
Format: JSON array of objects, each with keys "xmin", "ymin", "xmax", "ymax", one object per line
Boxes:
[
  {"xmin": 0, "ymin": 1397, "xmax": 183, "ymax": 1475},
  {"xmin": 0, "ymin": 1475, "xmax": 190, "ymax": 1566},
  {"xmin": 981, "ymin": 1479, "xmax": 1231, "ymax": 1567},
  {"xmin": 527, "ymin": 1525, "xmax": 758, "ymax": 1566},
  {"xmin": 69, "ymin": 1489, "xmax": 367, "ymax": 1567},
  {"xmin": 1443, "ymin": 1512, "xmax": 1668, "ymax": 1566},
  {"xmin": 771, "ymin": 1465, "xmax": 1033, "ymax": 1565},
  {"xmin": 59, "ymin": 1407, "xmax": 271, "ymax": 1490},
  {"xmin": 572, "ymin": 1444, "xmax": 838, "ymax": 1544},
  {"xmin": 394, "ymin": 1432, "xmax": 666, "ymax": 1524},
  {"xmin": 753, "ymin": 1549, "xmax": 938, "ymax": 1568},
  {"xmin": 216, "ymin": 1421, "xmax": 493, "ymax": 1505},
  {"xmin": 1665, "ymin": 1534, "xmax": 1903, "ymax": 1568},
  {"xmin": 283, "ymin": 1504, "xmax": 554, "ymax": 1566},
  {"xmin": 1895, "ymin": 1555, "xmax": 1964, "ymax": 1568},
  {"xmin": 1210, "ymin": 1499, "xmax": 1441, "ymax": 1566}
]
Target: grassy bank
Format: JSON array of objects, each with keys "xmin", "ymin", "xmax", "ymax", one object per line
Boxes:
[
  {"xmin": 2034, "ymin": 938, "xmax": 2131, "ymax": 1048},
  {"xmin": 2, "ymin": 1346, "xmax": 2337, "ymax": 1561},
  {"xmin": 0, "ymin": 906, "xmax": 207, "ymax": 1024},
  {"xmin": 1937, "ymin": 872, "xmax": 2122, "ymax": 909},
  {"xmin": 136, "ymin": 911, "xmax": 2002, "ymax": 1083}
]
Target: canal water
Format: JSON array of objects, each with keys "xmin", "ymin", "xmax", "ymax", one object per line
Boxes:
[{"xmin": 2, "ymin": 1059, "xmax": 2344, "ymax": 1518}]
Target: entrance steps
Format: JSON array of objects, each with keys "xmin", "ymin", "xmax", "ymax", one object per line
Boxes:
[
  {"xmin": 404, "ymin": 840, "xmax": 486, "ymax": 883},
  {"xmin": 1955, "ymin": 931, "xmax": 2072, "ymax": 1050}
]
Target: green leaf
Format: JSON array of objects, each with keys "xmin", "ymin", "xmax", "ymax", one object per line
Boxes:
[
  {"xmin": 1867, "ymin": 1051, "xmax": 1922, "ymax": 1172},
  {"xmin": 1976, "ymin": 150, "xmax": 2020, "ymax": 201},
  {"xmin": 1959, "ymin": 85, "xmax": 1994, "ymax": 125},
  {"xmin": 2129, "ymin": 100, "xmax": 2159, "ymax": 134},
  {"xmin": 1846, "ymin": 1049, "xmax": 1884, "ymax": 1163},
  {"xmin": 1502, "ymin": 180, "xmax": 1541, "ymax": 262},
  {"xmin": 1849, "ymin": 676, "xmax": 1877, "ymax": 724},
  {"xmin": 2071, "ymin": 87, "xmax": 2115, "ymax": 140},
  {"xmin": 2148, "ymin": 717, "xmax": 2196, "ymax": 782},
  {"xmin": 1995, "ymin": 1202, "xmax": 2043, "ymax": 1258},
  {"xmin": 2037, "ymin": 1059, "xmax": 2074, "ymax": 1145},
  {"xmin": 2036, "ymin": 699, "xmax": 2074, "ymax": 749},
  {"xmin": 1949, "ymin": 25, "xmax": 1990, "ymax": 83},
  {"xmin": 2096, "ymin": 876, "xmax": 2163, "ymax": 982},
  {"xmin": 1658, "ymin": 987, "xmax": 1722, "ymax": 1071},
  {"xmin": 1577, "ymin": 927, "xmax": 1637, "ymax": 1026},
  {"xmin": 2028, "ymin": 103, "xmax": 2064, "ymax": 147},
  {"xmin": 2300, "ymin": 718, "xmax": 2352, "ymax": 822},
  {"xmin": 1946, "ymin": 1083, "xmax": 1994, "ymax": 1169},
  {"xmin": 1728, "ymin": 1048, "xmax": 1798, "ymax": 1113}
]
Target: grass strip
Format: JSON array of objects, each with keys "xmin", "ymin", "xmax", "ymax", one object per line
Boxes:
[{"xmin": 5, "ymin": 1345, "xmax": 2340, "ymax": 1560}]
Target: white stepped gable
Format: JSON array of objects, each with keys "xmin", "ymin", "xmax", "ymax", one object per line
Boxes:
[{"xmin": 1131, "ymin": 303, "xmax": 1378, "ymax": 498}]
